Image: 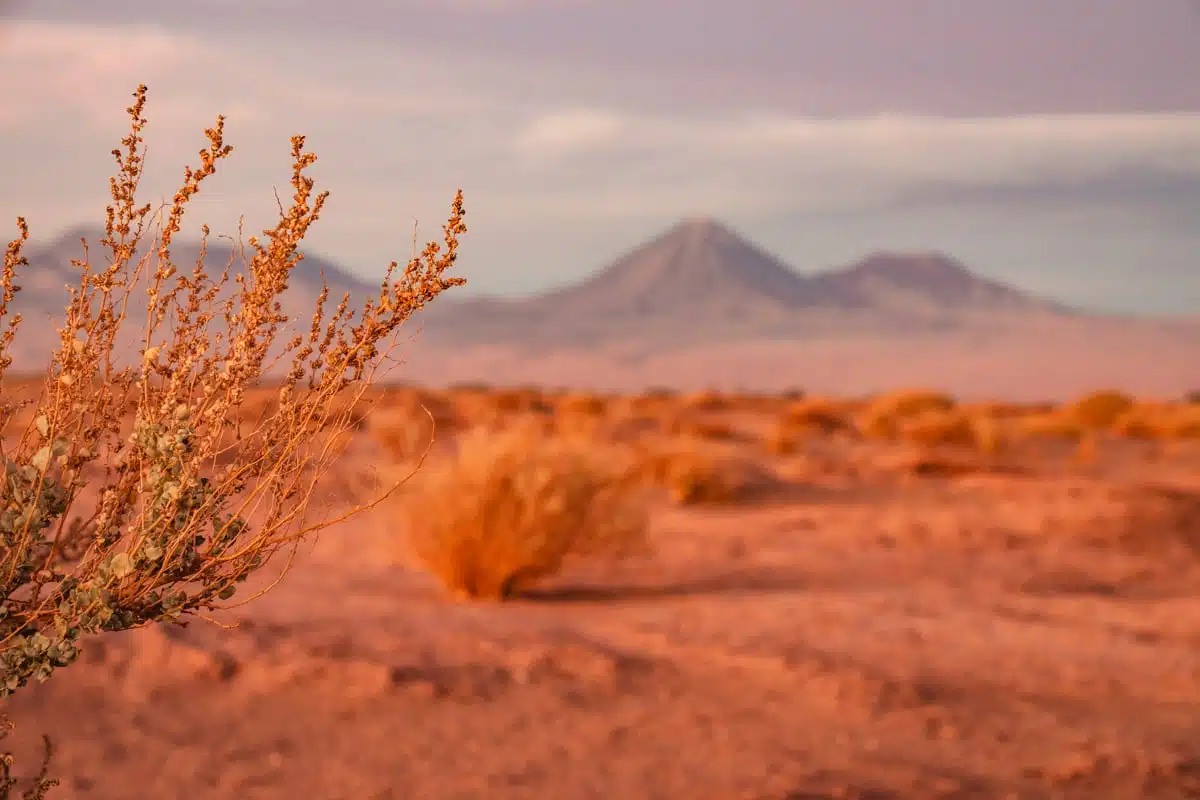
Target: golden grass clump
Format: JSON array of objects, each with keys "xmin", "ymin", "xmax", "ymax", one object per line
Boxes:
[
  {"xmin": 857, "ymin": 389, "xmax": 956, "ymax": 439},
  {"xmin": 1066, "ymin": 389, "xmax": 1135, "ymax": 430},
  {"xmin": 1011, "ymin": 412, "xmax": 1085, "ymax": 442},
  {"xmin": 626, "ymin": 444, "xmax": 771, "ymax": 505},
  {"xmin": 484, "ymin": 386, "xmax": 553, "ymax": 415},
  {"xmin": 763, "ymin": 397, "xmax": 856, "ymax": 455},
  {"xmin": 663, "ymin": 414, "xmax": 744, "ymax": 443},
  {"xmin": 401, "ymin": 425, "xmax": 649, "ymax": 601},
  {"xmin": 1112, "ymin": 403, "xmax": 1200, "ymax": 441},
  {"xmin": 680, "ymin": 389, "xmax": 729, "ymax": 412},
  {"xmin": 898, "ymin": 408, "xmax": 1003, "ymax": 454},
  {"xmin": 556, "ymin": 391, "xmax": 611, "ymax": 417},
  {"xmin": 0, "ymin": 85, "xmax": 468, "ymax": 700}
]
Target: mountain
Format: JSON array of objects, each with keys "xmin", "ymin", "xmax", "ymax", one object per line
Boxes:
[
  {"xmin": 417, "ymin": 217, "xmax": 1066, "ymax": 349},
  {"xmin": 809, "ymin": 251, "xmax": 1069, "ymax": 316},
  {"xmin": 535, "ymin": 216, "xmax": 821, "ymax": 316},
  {"xmin": 8, "ymin": 219, "xmax": 1192, "ymax": 400}
]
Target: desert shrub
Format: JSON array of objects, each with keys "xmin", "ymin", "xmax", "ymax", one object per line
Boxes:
[
  {"xmin": 869, "ymin": 389, "xmax": 955, "ymax": 418},
  {"xmin": 1012, "ymin": 412, "xmax": 1085, "ymax": 442},
  {"xmin": 965, "ymin": 400, "xmax": 1050, "ymax": 419},
  {"xmin": 1067, "ymin": 390, "xmax": 1135, "ymax": 430},
  {"xmin": 681, "ymin": 389, "xmax": 729, "ymax": 412},
  {"xmin": 785, "ymin": 397, "xmax": 854, "ymax": 433},
  {"xmin": 486, "ymin": 387, "xmax": 552, "ymax": 415},
  {"xmin": 857, "ymin": 389, "xmax": 956, "ymax": 439},
  {"xmin": 1113, "ymin": 404, "xmax": 1200, "ymax": 441},
  {"xmin": 556, "ymin": 392, "xmax": 610, "ymax": 417},
  {"xmin": 680, "ymin": 420, "xmax": 744, "ymax": 443},
  {"xmin": 763, "ymin": 397, "xmax": 855, "ymax": 455},
  {"xmin": 627, "ymin": 444, "xmax": 771, "ymax": 505},
  {"xmin": 1160, "ymin": 407, "xmax": 1200, "ymax": 439},
  {"xmin": 762, "ymin": 426, "xmax": 801, "ymax": 456},
  {"xmin": 0, "ymin": 86, "xmax": 466, "ymax": 705},
  {"xmin": 624, "ymin": 392, "xmax": 675, "ymax": 416},
  {"xmin": 401, "ymin": 425, "xmax": 649, "ymax": 600},
  {"xmin": 899, "ymin": 408, "xmax": 1003, "ymax": 454}
]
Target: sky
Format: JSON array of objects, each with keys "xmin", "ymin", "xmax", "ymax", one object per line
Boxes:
[{"xmin": 2, "ymin": 0, "xmax": 1199, "ymax": 314}]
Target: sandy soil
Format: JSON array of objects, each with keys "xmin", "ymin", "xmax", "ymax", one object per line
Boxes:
[{"xmin": 5, "ymin": 409, "xmax": 1200, "ymax": 799}]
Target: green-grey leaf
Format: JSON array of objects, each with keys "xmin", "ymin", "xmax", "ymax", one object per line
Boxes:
[
  {"xmin": 108, "ymin": 552, "xmax": 134, "ymax": 579},
  {"xmin": 29, "ymin": 446, "xmax": 51, "ymax": 472}
]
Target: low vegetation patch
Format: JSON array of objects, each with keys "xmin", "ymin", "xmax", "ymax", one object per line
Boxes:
[{"xmin": 401, "ymin": 425, "xmax": 649, "ymax": 601}]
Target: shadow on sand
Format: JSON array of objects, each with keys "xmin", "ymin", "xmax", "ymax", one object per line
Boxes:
[{"xmin": 515, "ymin": 564, "xmax": 815, "ymax": 605}]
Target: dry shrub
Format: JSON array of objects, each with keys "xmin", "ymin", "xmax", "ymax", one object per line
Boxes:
[
  {"xmin": 681, "ymin": 389, "xmax": 728, "ymax": 412},
  {"xmin": 625, "ymin": 390, "xmax": 676, "ymax": 416},
  {"xmin": 662, "ymin": 413, "xmax": 743, "ymax": 443},
  {"xmin": 1111, "ymin": 403, "xmax": 1200, "ymax": 441},
  {"xmin": 858, "ymin": 389, "xmax": 956, "ymax": 439},
  {"xmin": 1158, "ymin": 408, "xmax": 1200, "ymax": 440},
  {"xmin": 1067, "ymin": 389, "xmax": 1135, "ymax": 430},
  {"xmin": 680, "ymin": 420, "xmax": 744, "ymax": 442},
  {"xmin": 551, "ymin": 410, "xmax": 604, "ymax": 440},
  {"xmin": 627, "ymin": 444, "xmax": 771, "ymax": 505},
  {"xmin": 1012, "ymin": 412, "xmax": 1086, "ymax": 442},
  {"xmin": 785, "ymin": 396, "xmax": 854, "ymax": 431},
  {"xmin": 486, "ymin": 387, "xmax": 552, "ymax": 415},
  {"xmin": 966, "ymin": 400, "xmax": 1053, "ymax": 419},
  {"xmin": 764, "ymin": 397, "xmax": 856, "ymax": 455},
  {"xmin": 869, "ymin": 389, "xmax": 955, "ymax": 418},
  {"xmin": 762, "ymin": 426, "xmax": 801, "ymax": 456},
  {"xmin": 0, "ymin": 85, "xmax": 468, "ymax": 701},
  {"xmin": 556, "ymin": 392, "xmax": 610, "ymax": 417},
  {"xmin": 402, "ymin": 425, "xmax": 649, "ymax": 601},
  {"xmin": 899, "ymin": 408, "xmax": 1003, "ymax": 454}
]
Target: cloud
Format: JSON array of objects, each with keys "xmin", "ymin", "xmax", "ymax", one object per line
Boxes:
[
  {"xmin": 1, "ymin": 18, "xmax": 1197, "ymax": 313},
  {"xmin": 502, "ymin": 107, "xmax": 1200, "ymax": 219},
  {"xmin": 512, "ymin": 109, "xmax": 628, "ymax": 157}
]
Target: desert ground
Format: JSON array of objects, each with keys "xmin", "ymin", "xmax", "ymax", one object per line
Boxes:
[{"xmin": 4, "ymin": 382, "xmax": 1200, "ymax": 799}]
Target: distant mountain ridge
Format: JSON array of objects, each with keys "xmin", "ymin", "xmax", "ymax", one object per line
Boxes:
[
  {"xmin": 5, "ymin": 218, "xmax": 1195, "ymax": 398},
  {"xmin": 416, "ymin": 217, "xmax": 1069, "ymax": 348}
]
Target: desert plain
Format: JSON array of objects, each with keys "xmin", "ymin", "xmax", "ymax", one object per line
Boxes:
[{"xmin": 4, "ymin": 380, "xmax": 1199, "ymax": 799}]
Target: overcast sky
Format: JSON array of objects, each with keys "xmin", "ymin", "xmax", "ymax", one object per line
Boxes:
[{"xmin": 2, "ymin": 0, "xmax": 1199, "ymax": 313}]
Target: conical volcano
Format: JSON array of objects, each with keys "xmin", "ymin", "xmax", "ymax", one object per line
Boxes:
[{"xmin": 538, "ymin": 216, "xmax": 820, "ymax": 317}]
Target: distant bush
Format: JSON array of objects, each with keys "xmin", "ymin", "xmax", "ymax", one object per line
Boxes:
[
  {"xmin": 899, "ymin": 408, "xmax": 1002, "ymax": 454},
  {"xmin": 627, "ymin": 444, "xmax": 772, "ymax": 505},
  {"xmin": 681, "ymin": 389, "xmax": 729, "ymax": 412},
  {"xmin": 858, "ymin": 389, "xmax": 956, "ymax": 439},
  {"xmin": 1067, "ymin": 390, "xmax": 1135, "ymax": 430},
  {"xmin": 763, "ymin": 397, "xmax": 855, "ymax": 454},
  {"xmin": 1012, "ymin": 412, "xmax": 1086, "ymax": 442},
  {"xmin": 1112, "ymin": 403, "xmax": 1200, "ymax": 441},
  {"xmin": 401, "ymin": 424, "xmax": 649, "ymax": 600}
]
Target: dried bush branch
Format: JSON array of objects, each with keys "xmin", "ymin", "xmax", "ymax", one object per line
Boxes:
[{"xmin": 0, "ymin": 84, "xmax": 467, "ymax": 697}]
